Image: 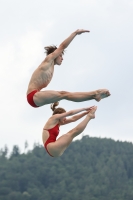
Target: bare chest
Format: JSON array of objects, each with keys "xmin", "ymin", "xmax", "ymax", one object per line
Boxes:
[
  {"xmin": 41, "ymin": 67, "xmax": 54, "ymax": 87},
  {"xmin": 27, "ymin": 63, "xmax": 54, "ymax": 92}
]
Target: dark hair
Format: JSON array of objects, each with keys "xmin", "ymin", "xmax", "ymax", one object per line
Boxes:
[
  {"xmin": 51, "ymin": 102, "xmax": 66, "ymax": 115},
  {"xmin": 44, "ymin": 45, "xmax": 65, "ymax": 55}
]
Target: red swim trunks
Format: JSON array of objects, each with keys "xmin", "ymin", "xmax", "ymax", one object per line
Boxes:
[
  {"xmin": 27, "ymin": 90, "xmax": 39, "ymax": 108},
  {"xmin": 44, "ymin": 124, "xmax": 60, "ymax": 157}
]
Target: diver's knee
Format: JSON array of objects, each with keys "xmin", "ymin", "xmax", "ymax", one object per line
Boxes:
[
  {"xmin": 59, "ymin": 91, "xmax": 69, "ymax": 98},
  {"xmin": 67, "ymin": 129, "xmax": 76, "ymax": 139}
]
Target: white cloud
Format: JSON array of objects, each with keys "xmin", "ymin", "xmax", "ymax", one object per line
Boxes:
[{"xmin": 0, "ymin": 0, "xmax": 133, "ymax": 152}]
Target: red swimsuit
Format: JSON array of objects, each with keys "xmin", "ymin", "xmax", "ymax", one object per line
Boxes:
[
  {"xmin": 27, "ymin": 90, "xmax": 39, "ymax": 108},
  {"xmin": 44, "ymin": 124, "xmax": 60, "ymax": 157}
]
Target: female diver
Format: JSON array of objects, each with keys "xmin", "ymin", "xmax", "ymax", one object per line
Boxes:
[{"xmin": 42, "ymin": 102, "xmax": 97, "ymax": 157}]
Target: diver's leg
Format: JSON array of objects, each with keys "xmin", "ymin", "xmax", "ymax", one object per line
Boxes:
[
  {"xmin": 47, "ymin": 106, "xmax": 97, "ymax": 157},
  {"xmin": 33, "ymin": 89, "xmax": 110, "ymax": 106}
]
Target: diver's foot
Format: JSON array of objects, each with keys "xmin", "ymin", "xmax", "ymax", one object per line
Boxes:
[
  {"xmin": 87, "ymin": 106, "xmax": 97, "ymax": 119},
  {"xmin": 94, "ymin": 89, "xmax": 111, "ymax": 102}
]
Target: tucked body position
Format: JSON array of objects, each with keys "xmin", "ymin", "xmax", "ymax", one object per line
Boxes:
[
  {"xmin": 42, "ymin": 102, "xmax": 97, "ymax": 157},
  {"xmin": 26, "ymin": 29, "xmax": 110, "ymax": 108}
]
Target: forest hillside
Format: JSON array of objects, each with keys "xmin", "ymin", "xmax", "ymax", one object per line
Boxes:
[{"xmin": 0, "ymin": 136, "xmax": 133, "ymax": 200}]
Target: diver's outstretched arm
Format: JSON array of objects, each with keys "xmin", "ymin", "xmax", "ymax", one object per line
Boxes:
[
  {"xmin": 47, "ymin": 29, "xmax": 90, "ymax": 61},
  {"xmin": 63, "ymin": 107, "xmax": 94, "ymax": 125}
]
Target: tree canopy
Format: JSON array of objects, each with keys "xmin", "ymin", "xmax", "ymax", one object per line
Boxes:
[{"xmin": 0, "ymin": 136, "xmax": 133, "ymax": 200}]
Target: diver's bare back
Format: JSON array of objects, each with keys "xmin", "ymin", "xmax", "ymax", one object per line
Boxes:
[{"xmin": 27, "ymin": 60, "xmax": 54, "ymax": 95}]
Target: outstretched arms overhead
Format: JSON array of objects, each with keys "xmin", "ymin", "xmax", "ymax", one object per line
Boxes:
[{"xmin": 46, "ymin": 29, "xmax": 90, "ymax": 61}]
